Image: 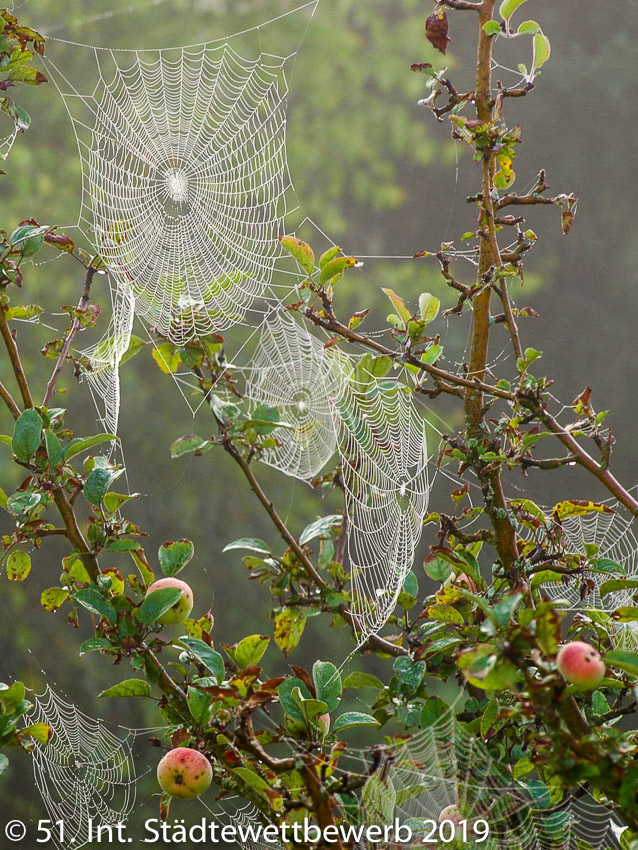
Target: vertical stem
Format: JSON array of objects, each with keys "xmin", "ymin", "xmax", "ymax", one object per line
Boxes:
[
  {"xmin": 0, "ymin": 300, "xmax": 33, "ymax": 409},
  {"xmin": 465, "ymin": 1, "xmax": 520, "ymax": 574},
  {"xmin": 43, "ymin": 265, "xmax": 96, "ymax": 407}
]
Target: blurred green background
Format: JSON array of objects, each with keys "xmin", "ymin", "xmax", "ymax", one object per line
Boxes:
[{"xmin": 1, "ymin": 0, "xmax": 637, "ymax": 840}]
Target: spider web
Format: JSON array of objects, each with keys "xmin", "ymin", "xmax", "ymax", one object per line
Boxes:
[
  {"xmin": 335, "ymin": 706, "xmax": 623, "ymax": 850},
  {"xmin": 244, "ymin": 310, "xmax": 353, "ymax": 481},
  {"xmin": 29, "ymin": 686, "xmax": 138, "ymax": 849},
  {"xmin": 330, "ymin": 375, "xmax": 431, "ymax": 639},
  {"xmin": 518, "ymin": 505, "xmax": 638, "ymax": 612},
  {"xmin": 39, "ymin": 2, "xmax": 318, "ymax": 433}
]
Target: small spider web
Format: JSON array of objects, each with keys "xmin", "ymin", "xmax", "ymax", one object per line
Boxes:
[
  {"xmin": 336, "ymin": 707, "xmax": 623, "ymax": 849},
  {"xmin": 518, "ymin": 504, "xmax": 638, "ymax": 613},
  {"xmin": 330, "ymin": 375, "xmax": 431, "ymax": 639},
  {"xmin": 243, "ymin": 310, "xmax": 353, "ymax": 481},
  {"xmin": 29, "ymin": 686, "xmax": 138, "ymax": 849}
]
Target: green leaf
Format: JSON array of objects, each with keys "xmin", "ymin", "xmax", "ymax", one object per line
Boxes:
[
  {"xmin": 187, "ymin": 686, "xmax": 213, "ymax": 725},
  {"xmin": 278, "ymin": 677, "xmax": 312, "ymax": 722},
  {"xmin": 158, "ymin": 539, "xmax": 194, "ymax": 577},
  {"xmin": 170, "ymin": 434, "xmax": 209, "ymax": 458},
  {"xmin": 362, "ymin": 772, "xmax": 396, "ymax": 825},
  {"xmin": 6, "ymin": 551, "xmax": 31, "ymax": 581},
  {"xmin": 40, "ymin": 587, "xmax": 69, "ymax": 612},
  {"xmin": 231, "ymin": 767, "xmax": 273, "ymax": 802},
  {"xmin": 6, "ymin": 304, "xmax": 42, "ymax": 320},
  {"xmin": 179, "ymin": 637, "xmax": 225, "ymax": 684},
  {"xmin": 532, "ymin": 32, "xmax": 551, "ymax": 71},
  {"xmin": 289, "ymin": 687, "xmax": 327, "ymax": 720},
  {"xmin": 12, "ymin": 408, "xmax": 42, "ymax": 462},
  {"xmin": 424, "ymin": 556, "xmax": 453, "ymax": 583},
  {"xmin": 79, "ymin": 638, "xmax": 113, "ymax": 657},
  {"xmin": 600, "ymin": 579, "xmax": 638, "ymax": 598},
  {"xmin": 0, "ymin": 682, "xmax": 25, "ymax": 713},
  {"xmin": 248, "ymin": 403, "xmax": 282, "ymax": 436},
  {"xmin": 151, "ymin": 343, "xmax": 181, "ymax": 374},
  {"xmin": 234, "ymin": 635, "xmax": 270, "ymax": 668},
  {"xmin": 518, "ymin": 20, "xmax": 541, "ymax": 34},
  {"xmin": 382, "ymin": 288, "xmax": 411, "ymax": 325},
  {"xmin": 319, "ymin": 256, "xmax": 356, "ymax": 285},
  {"xmin": 44, "ymin": 429, "xmax": 63, "ymax": 467},
  {"xmin": 73, "ymin": 588, "xmax": 117, "ymax": 626},
  {"xmin": 0, "ymin": 754, "xmax": 8, "ymax": 775},
  {"xmin": 319, "ymin": 246, "xmax": 340, "ymax": 269},
  {"xmin": 279, "ymin": 235, "xmax": 315, "ymax": 276},
  {"xmin": 120, "ymin": 335, "xmax": 145, "ymax": 365},
  {"xmin": 223, "ymin": 538, "xmax": 271, "ymax": 557},
  {"xmin": 299, "ymin": 515, "xmax": 342, "ymax": 547},
  {"xmin": 343, "ymin": 672, "xmax": 384, "ymax": 690},
  {"xmin": 84, "ymin": 467, "xmax": 123, "ymax": 505},
  {"xmin": 605, "ymin": 650, "xmax": 638, "ymax": 679},
  {"xmin": 22, "ymin": 722, "xmax": 52, "ymax": 745},
  {"xmin": 333, "ymin": 712, "xmax": 380, "ymax": 733},
  {"xmin": 274, "ymin": 608, "xmax": 306, "ymax": 656},
  {"xmin": 140, "ymin": 588, "xmax": 183, "ymax": 626},
  {"xmin": 63, "ymin": 433, "xmax": 117, "ymax": 461},
  {"xmin": 499, "ymin": 0, "xmax": 529, "ymax": 21},
  {"xmin": 483, "ymin": 20, "xmax": 502, "ymax": 36},
  {"xmin": 98, "ymin": 679, "xmax": 151, "ymax": 698},
  {"xmin": 393, "ymin": 657, "xmax": 426, "ymax": 690},
  {"xmin": 313, "ymin": 661, "xmax": 342, "ymax": 712},
  {"xmin": 418, "ymin": 293, "xmax": 440, "ymax": 324}
]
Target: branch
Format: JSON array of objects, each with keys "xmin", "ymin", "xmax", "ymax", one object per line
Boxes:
[
  {"xmin": 220, "ymin": 435, "xmax": 408, "ymax": 657},
  {"xmin": 0, "ymin": 377, "xmax": 20, "ymax": 418},
  {"xmin": 437, "ymin": 0, "xmax": 481, "ymax": 9},
  {"xmin": 0, "ymin": 299, "xmax": 33, "ymax": 408},
  {"xmin": 51, "ymin": 487, "xmax": 101, "ymax": 581},
  {"xmin": 519, "ymin": 396, "xmax": 638, "ymax": 517},
  {"xmin": 43, "ymin": 264, "xmax": 97, "ymax": 407}
]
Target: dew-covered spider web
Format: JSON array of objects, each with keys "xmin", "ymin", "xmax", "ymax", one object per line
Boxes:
[
  {"xmin": 29, "ymin": 686, "xmax": 139, "ymax": 849},
  {"xmin": 332, "ymin": 705, "xmax": 623, "ymax": 849},
  {"xmin": 518, "ymin": 504, "xmax": 638, "ymax": 612},
  {"xmin": 244, "ymin": 310, "xmax": 353, "ymax": 481},
  {"xmin": 39, "ymin": 2, "xmax": 319, "ymax": 433},
  {"xmin": 330, "ymin": 374, "xmax": 431, "ymax": 639}
]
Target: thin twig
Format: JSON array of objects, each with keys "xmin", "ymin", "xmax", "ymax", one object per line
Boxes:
[
  {"xmin": 0, "ymin": 300, "xmax": 33, "ymax": 408},
  {"xmin": 221, "ymin": 435, "xmax": 408, "ymax": 657},
  {"xmin": 43, "ymin": 264, "xmax": 97, "ymax": 407},
  {"xmin": 0, "ymin": 377, "xmax": 20, "ymax": 418}
]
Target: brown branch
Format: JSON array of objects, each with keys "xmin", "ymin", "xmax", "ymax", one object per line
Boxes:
[
  {"xmin": 0, "ymin": 377, "xmax": 20, "ymax": 418},
  {"xmin": 460, "ymin": 0, "xmax": 520, "ymax": 574},
  {"xmin": 519, "ymin": 396, "xmax": 638, "ymax": 517},
  {"xmin": 238, "ymin": 712, "xmax": 296, "ymax": 773},
  {"xmin": 0, "ymin": 300, "xmax": 33, "ymax": 408},
  {"xmin": 437, "ymin": 0, "xmax": 481, "ymax": 9},
  {"xmin": 221, "ymin": 435, "xmax": 408, "ymax": 657},
  {"xmin": 301, "ymin": 756, "xmax": 345, "ymax": 850},
  {"xmin": 43, "ymin": 264, "xmax": 97, "ymax": 407},
  {"xmin": 51, "ymin": 487, "xmax": 101, "ymax": 581}
]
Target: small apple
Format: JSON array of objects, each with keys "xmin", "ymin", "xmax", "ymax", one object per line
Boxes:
[
  {"xmin": 556, "ymin": 641, "xmax": 605, "ymax": 689},
  {"xmin": 146, "ymin": 577, "xmax": 193, "ymax": 625},
  {"xmin": 157, "ymin": 747, "xmax": 212, "ymax": 799},
  {"xmin": 439, "ymin": 805, "xmax": 463, "ymax": 826}
]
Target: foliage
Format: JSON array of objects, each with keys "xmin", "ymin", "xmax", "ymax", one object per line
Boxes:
[{"xmin": 2, "ymin": 3, "xmax": 638, "ymax": 847}]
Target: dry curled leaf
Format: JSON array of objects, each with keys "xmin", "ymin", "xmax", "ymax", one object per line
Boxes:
[{"xmin": 426, "ymin": 9, "xmax": 451, "ymax": 55}]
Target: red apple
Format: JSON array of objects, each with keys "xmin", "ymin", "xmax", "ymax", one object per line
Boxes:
[
  {"xmin": 146, "ymin": 577, "xmax": 193, "ymax": 625},
  {"xmin": 157, "ymin": 747, "xmax": 212, "ymax": 799},
  {"xmin": 556, "ymin": 641, "xmax": 605, "ymax": 689}
]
